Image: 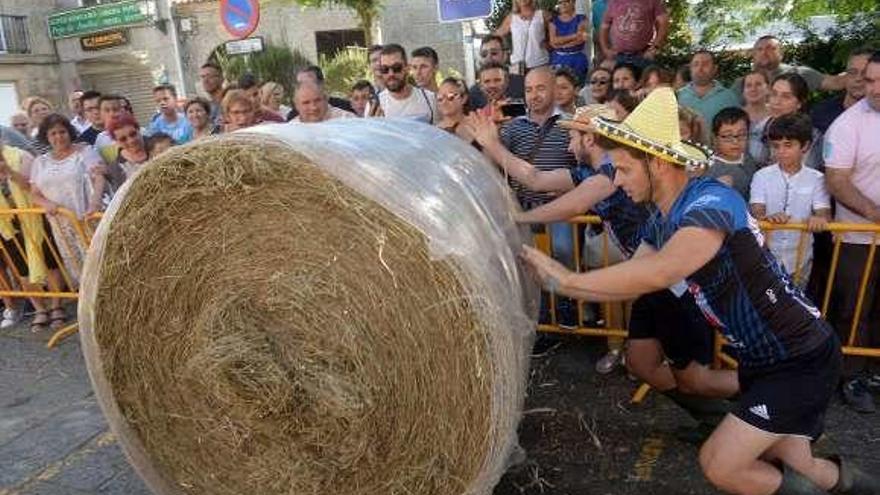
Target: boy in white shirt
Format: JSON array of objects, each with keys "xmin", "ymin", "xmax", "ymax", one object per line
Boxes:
[{"xmin": 750, "ymin": 112, "xmax": 830, "ymax": 287}]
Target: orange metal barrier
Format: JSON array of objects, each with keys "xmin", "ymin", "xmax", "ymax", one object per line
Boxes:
[
  {"xmin": 713, "ymin": 221, "xmax": 880, "ymax": 366},
  {"xmin": 0, "ymin": 207, "xmax": 100, "ymax": 348},
  {"xmin": 534, "ymin": 217, "xmax": 880, "ymax": 400}
]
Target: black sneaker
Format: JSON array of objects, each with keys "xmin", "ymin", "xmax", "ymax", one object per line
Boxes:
[
  {"xmin": 842, "ymin": 379, "xmax": 876, "ymax": 413},
  {"xmin": 556, "ymin": 298, "xmax": 579, "ymax": 330}
]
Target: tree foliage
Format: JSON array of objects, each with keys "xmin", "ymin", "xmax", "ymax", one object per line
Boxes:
[
  {"xmin": 693, "ymin": 0, "xmax": 880, "ymax": 46},
  {"xmin": 319, "ymin": 46, "xmax": 372, "ymax": 96},
  {"xmin": 211, "ymin": 43, "xmax": 313, "ymax": 99}
]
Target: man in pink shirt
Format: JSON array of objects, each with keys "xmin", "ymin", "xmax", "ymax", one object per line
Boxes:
[
  {"xmin": 824, "ymin": 50, "xmax": 880, "ymax": 413},
  {"xmin": 598, "ymin": 0, "xmax": 669, "ymax": 69}
]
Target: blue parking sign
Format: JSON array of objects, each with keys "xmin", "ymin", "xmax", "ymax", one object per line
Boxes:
[{"xmin": 437, "ymin": 0, "xmax": 492, "ymax": 23}]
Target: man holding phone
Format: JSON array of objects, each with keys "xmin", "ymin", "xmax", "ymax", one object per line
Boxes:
[{"xmin": 469, "ymin": 36, "xmax": 526, "ymax": 110}]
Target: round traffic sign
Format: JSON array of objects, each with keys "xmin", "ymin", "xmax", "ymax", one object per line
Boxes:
[{"xmin": 220, "ymin": 0, "xmax": 260, "ymax": 40}]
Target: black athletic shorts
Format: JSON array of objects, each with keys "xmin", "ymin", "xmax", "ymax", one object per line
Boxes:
[
  {"xmin": 734, "ymin": 336, "xmax": 841, "ymax": 440},
  {"xmin": 628, "ymin": 289, "xmax": 715, "ymax": 369}
]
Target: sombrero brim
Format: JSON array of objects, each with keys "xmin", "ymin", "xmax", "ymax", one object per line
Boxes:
[
  {"xmin": 592, "ymin": 116, "xmax": 711, "ymax": 169},
  {"xmin": 558, "ymin": 118, "xmax": 597, "ymax": 133}
]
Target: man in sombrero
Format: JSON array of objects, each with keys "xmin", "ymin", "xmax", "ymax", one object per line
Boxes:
[
  {"xmin": 465, "ymin": 104, "xmax": 737, "ymax": 440},
  {"xmin": 521, "ymin": 87, "xmax": 878, "ymax": 494}
]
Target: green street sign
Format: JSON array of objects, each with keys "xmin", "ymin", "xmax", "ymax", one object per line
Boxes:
[{"xmin": 48, "ymin": 0, "xmax": 155, "ymax": 40}]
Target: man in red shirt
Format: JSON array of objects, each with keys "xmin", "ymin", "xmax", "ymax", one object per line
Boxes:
[{"xmin": 599, "ymin": 0, "xmax": 669, "ymax": 70}]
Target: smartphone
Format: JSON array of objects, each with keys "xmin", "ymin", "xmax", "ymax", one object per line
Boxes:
[{"xmin": 500, "ymin": 102, "xmax": 527, "ymax": 118}]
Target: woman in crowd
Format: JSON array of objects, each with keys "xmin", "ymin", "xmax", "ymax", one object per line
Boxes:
[
  {"xmin": 23, "ymin": 97, "xmax": 54, "ymax": 155},
  {"xmin": 494, "ymin": 0, "xmax": 550, "ymax": 74},
  {"xmin": 741, "ymin": 71, "xmax": 771, "ymax": 162},
  {"xmin": 580, "ymin": 66, "xmax": 612, "ymax": 104},
  {"xmin": 555, "ymin": 67, "xmax": 581, "ymax": 115},
  {"xmin": 673, "ymin": 64, "xmax": 690, "ymax": 91},
  {"xmin": 548, "ymin": 0, "xmax": 589, "ymax": 80},
  {"xmin": 222, "ymin": 90, "xmax": 258, "ymax": 132},
  {"xmin": 606, "ymin": 89, "xmax": 639, "ymax": 120},
  {"xmin": 106, "ymin": 114, "xmax": 148, "ymax": 192},
  {"xmin": 29, "ymin": 114, "xmax": 105, "ymax": 291},
  {"xmin": 0, "ymin": 142, "xmax": 65, "ymax": 332},
  {"xmin": 638, "ymin": 65, "xmax": 674, "ymax": 96},
  {"xmin": 260, "ymin": 82, "xmax": 292, "ymax": 121},
  {"xmin": 436, "ymin": 77, "xmax": 479, "ymax": 148},
  {"xmin": 611, "ymin": 63, "xmax": 640, "ymax": 93},
  {"xmin": 185, "ymin": 97, "xmax": 220, "ymax": 139},
  {"xmin": 757, "ymin": 73, "xmax": 824, "ymax": 169},
  {"xmin": 23, "ymin": 97, "xmax": 53, "ymax": 139},
  {"xmin": 678, "ymin": 105, "xmax": 709, "ymax": 145}
]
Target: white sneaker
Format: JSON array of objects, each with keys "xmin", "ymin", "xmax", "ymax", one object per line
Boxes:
[
  {"xmin": 595, "ymin": 349, "xmax": 622, "ymax": 374},
  {"xmin": 1, "ymin": 308, "xmax": 20, "ymax": 329}
]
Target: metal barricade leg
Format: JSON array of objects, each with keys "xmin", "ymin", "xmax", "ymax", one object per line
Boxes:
[{"xmin": 47, "ymin": 323, "xmax": 79, "ymax": 349}]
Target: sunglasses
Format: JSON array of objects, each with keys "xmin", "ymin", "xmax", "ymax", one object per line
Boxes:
[
  {"xmin": 379, "ymin": 63, "xmax": 405, "ymax": 75},
  {"xmin": 481, "ymin": 49, "xmax": 502, "ymax": 58},
  {"xmin": 437, "ymin": 92, "xmax": 462, "ymax": 103}
]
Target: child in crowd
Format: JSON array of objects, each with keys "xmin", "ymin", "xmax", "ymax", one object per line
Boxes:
[
  {"xmin": 678, "ymin": 106, "xmax": 708, "ymax": 145},
  {"xmin": 749, "ymin": 113, "xmax": 830, "ymax": 287},
  {"xmin": 146, "ymin": 133, "xmax": 174, "ymax": 159},
  {"xmin": 704, "ymin": 107, "xmax": 758, "ymax": 200},
  {"xmin": 349, "ymin": 80, "xmax": 376, "ymax": 117}
]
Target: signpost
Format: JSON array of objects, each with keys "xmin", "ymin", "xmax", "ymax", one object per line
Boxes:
[
  {"xmin": 48, "ymin": 0, "xmax": 154, "ymax": 40},
  {"xmin": 80, "ymin": 30, "xmax": 129, "ymax": 51},
  {"xmin": 224, "ymin": 37, "xmax": 264, "ymax": 56},
  {"xmin": 437, "ymin": 0, "xmax": 492, "ymax": 23},
  {"xmin": 220, "ymin": 0, "xmax": 261, "ymax": 40}
]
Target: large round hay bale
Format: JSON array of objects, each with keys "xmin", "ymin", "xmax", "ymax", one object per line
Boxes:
[{"xmin": 79, "ymin": 120, "xmax": 537, "ymax": 495}]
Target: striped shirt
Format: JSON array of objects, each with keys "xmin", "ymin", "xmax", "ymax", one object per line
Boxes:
[{"xmin": 500, "ymin": 112, "xmax": 576, "ymax": 207}]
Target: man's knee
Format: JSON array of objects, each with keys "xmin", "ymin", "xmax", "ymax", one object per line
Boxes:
[
  {"xmin": 699, "ymin": 443, "xmax": 738, "ymax": 491},
  {"xmin": 673, "ymin": 364, "xmax": 708, "ymax": 395},
  {"xmin": 624, "ymin": 342, "xmax": 661, "ymax": 377}
]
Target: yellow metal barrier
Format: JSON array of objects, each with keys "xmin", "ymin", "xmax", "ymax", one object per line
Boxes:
[
  {"xmin": 0, "ymin": 207, "xmax": 99, "ymax": 348},
  {"xmin": 535, "ymin": 217, "xmax": 880, "ymax": 402}
]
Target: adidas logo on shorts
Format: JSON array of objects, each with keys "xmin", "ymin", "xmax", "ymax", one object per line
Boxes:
[{"xmin": 749, "ymin": 404, "xmax": 770, "ymax": 420}]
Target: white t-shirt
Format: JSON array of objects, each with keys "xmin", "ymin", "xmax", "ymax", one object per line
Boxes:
[
  {"xmin": 823, "ymin": 98, "xmax": 880, "ymax": 245},
  {"xmin": 30, "ymin": 145, "xmax": 105, "ymax": 218},
  {"xmin": 750, "ymin": 163, "xmax": 830, "ymax": 276},
  {"xmin": 291, "ymin": 106, "xmax": 356, "ymax": 123},
  {"xmin": 510, "ymin": 10, "xmax": 549, "ymax": 68},
  {"xmin": 372, "ymin": 87, "xmax": 438, "ymax": 124}
]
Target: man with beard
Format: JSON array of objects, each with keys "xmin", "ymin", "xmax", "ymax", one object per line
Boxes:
[{"xmin": 366, "ymin": 44, "xmax": 437, "ymax": 124}]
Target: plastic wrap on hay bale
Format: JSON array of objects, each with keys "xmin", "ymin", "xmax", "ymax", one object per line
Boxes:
[{"xmin": 79, "ymin": 119, "xmax": 538, "ymax": 495}]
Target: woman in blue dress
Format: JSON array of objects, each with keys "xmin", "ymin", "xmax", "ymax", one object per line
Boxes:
[{"xmin": 548, "ymin": 0, "xmax": 589, "ymax": 83}]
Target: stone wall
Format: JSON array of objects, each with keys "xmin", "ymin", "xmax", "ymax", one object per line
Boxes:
[
  {"xmin": 0, "ymin": 0, "xmax": 62, "ymax": 107},
  {"xmin": 377, "ymin": 0, "xmax": 467, "ymax": 77},
  {"xmin": 175, "ymin": 0, "xmax": 469, "ymax": 97},
  {"xmin": 175, "ymin": 1, "xmax": 361, "ymax": 97}
]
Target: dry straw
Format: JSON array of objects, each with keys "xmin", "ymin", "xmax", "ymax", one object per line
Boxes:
[{"xmin": 79, "ymin": 122, "xmax": 536, "ymax": 495}]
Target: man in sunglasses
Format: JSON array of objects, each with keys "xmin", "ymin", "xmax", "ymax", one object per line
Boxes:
[
  {"xmin": 366, "ymin": 44, "xmax": 438, "ymax": 124},
  {"xmin": 469, "ymin": 35, "xmax": 525, "ymax": 110}
]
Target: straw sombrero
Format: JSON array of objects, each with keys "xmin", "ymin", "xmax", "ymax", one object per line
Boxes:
[
  {"xmin": 559, "ymin": 104, "xmax": 617, "ymax": 133},
  {"xmin": 591, "ymin": 87, "xmax": 711, "ymax": 170}
]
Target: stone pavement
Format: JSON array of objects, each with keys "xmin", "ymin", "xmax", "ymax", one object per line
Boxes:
[
  {"xmin": 0, "ymin": 324, "xmax": 149, "ymax": 495},
  {"xmin": 2, "ymin": 324, "xmax": 879, "ymax": 495}
]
